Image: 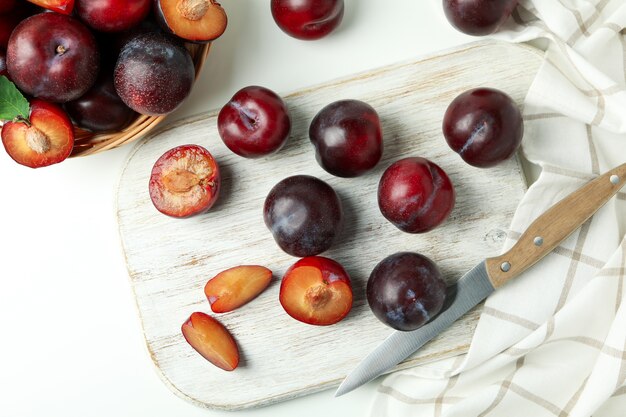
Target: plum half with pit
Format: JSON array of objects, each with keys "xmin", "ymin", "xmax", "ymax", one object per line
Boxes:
[
  {"xmin": 76, "ymin": 0, "xmax": 151, "ymax": 32},
  {"xmin": 443, "ymin": 0, "xmax": 518, "ymax": 36},
  {"xmin": 271, "ymin": 0, "xmax": 344, "ymax": 40},
  {"xmin": 367, "ymin": 252, "xmax": 447, "ymax": 331},
  {"xmin": 115, "ymin": 32, "xmax": 195, "ymax": 115},
  {"xmin": 1, "ymin": 99, "xmax": 75, "ymax": 168},
  {"xmin": 6, "ymin": 13, "xmax": 99, "ymax": 103},
  {"xmin": 378, "ymin": 157, "xmax": 455, "ymax": 234},
  {"xmin": 443, "ymin": 87, "xmax": 523, "ymax": 168},
  {"xmin": 264, "ymin": 175, "xmax": 343, "ymax": 257},
  {"xmin": 149, "ymin": 145, "xmax": 220, "ymax": 218},
  {"xmin": 217, "ymin": 86, "xmax": 291, "ymax": 158},
  {"xmin": 280, "ymin": 256, "xmax": 353, "ymax": 326},
  {"xmin": 309, "ymin": 99, "xmax": 383, "ymax": 178},
  {"xmin": 155, "ymin": 0, "xmax": 228, "ymax": 43}
]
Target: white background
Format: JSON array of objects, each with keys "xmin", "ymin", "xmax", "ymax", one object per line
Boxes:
[{"xmin": 0, "ymin": 1, "xmax": 474, "ymax": 416}]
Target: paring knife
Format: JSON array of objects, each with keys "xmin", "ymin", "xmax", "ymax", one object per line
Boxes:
[{"xmin": 335, "ymin": 162, "xmax": 626, "ymax": 397}]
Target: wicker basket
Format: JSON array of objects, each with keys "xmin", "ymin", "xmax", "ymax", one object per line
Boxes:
[{"xmin": 70, "ymin": 43, "xmax": 211, "ymax": 158}]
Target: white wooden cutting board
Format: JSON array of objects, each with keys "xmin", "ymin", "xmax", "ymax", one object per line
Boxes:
[{"xmin": 116, "ymin": 41, "xmax": 542, "ymax": 410}]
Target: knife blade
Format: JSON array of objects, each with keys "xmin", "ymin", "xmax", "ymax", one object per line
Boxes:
[{"xmin": 336, "ymin": 162, "xmax": 626, "ymax": 397}]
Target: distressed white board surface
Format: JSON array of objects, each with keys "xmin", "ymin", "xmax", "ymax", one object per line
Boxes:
[{"xmin": 117, "ymin": 41, "xmax": 542, "ymax": 410}]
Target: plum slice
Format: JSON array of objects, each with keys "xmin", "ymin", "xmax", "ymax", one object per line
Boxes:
[
  {"xmin": 181, "ymin": 312, "xmax": 239, "ymax": 371},
  {"xmin": 204, "ymin": 266, "xmax": 273, "ymax": 313}
]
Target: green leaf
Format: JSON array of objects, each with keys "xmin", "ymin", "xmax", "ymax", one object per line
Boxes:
[{"xmin": 0, "ymin": 76, "xmax": 30, "ymax": 122}]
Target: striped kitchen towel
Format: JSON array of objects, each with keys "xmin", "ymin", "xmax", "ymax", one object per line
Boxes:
[{"xmin": 371, "ymin": 1, "xmax": 626, "ymax": 416}]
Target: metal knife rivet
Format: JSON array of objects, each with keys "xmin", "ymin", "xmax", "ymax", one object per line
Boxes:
[
  {"xmin": 500, "ymin": 262, "xmax": 511, "ymax": 272},
  {"xmin": 534, "ymin": 236, "xmax": 544, "ymax": 246},
  {"xmin": 610, "ymin": 175, "xmax": 619, "ymax": 185}
]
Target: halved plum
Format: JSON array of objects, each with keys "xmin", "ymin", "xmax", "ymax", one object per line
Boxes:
[
  {"xmin": 155, "ymin": 0, "xmax": 227, "ymax": 43},
  {"xmin": 1, "ymin": 99, "xmax": 74, "ymax": 168},
  {"xmin": 149, "ymin": 144, "xmax": 221, "ymax": 218},
  {"xmin": 279, "ymin": 256, "xmax": 353, "ymax": 326}
]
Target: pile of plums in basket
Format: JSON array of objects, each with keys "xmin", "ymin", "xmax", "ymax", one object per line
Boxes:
[
  {"xmin": 147, "ymin": 83, "xmax": 523, "ymax": 370},
  {"xmin": 0, "ymin": 0, "xmax": 227, "ymax": 168}
]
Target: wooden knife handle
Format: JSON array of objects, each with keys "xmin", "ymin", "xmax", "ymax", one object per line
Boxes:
[{"xmin": 485, "ymin": 163, "xmax": 626, "ymax": 289}]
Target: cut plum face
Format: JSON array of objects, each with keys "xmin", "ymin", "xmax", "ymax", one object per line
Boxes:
[
  {"xmin": 149, "ymin": 145, "xmax": 220, "ymax": 218},
  {"xmin": 279, "ymin": 256, "xmax": 352, "ymax": 326},
  {"xmin": 204, "ymin": 265, "xmax": 273, "ymax": 313},
  {"xmin": 25, "ymin": 0, "xmax": 75, "ymax": 14},
  {"xmin": 1, "ymin": 99, "xmax": 75, "ymax": 168},
  {"xmin": 155, "ymin": 0, "xmax": 228, "ymax": 43},
  {"xmin": 181, "ymin": 312, "xmax": 239, "ymax": 371}
]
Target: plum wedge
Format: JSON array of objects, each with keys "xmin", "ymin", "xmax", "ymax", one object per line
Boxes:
[
  {"xmin": 204, "ymin": 266, "xmax": 273, "ymax": 313},
  {"xmin": 181, "ymin": 312, "xmax": 239, "ymax": 371}
]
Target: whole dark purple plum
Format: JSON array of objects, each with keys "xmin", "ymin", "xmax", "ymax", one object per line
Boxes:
[
  {"xmin": 263, "ymin": 175, "xmax": 343, "ymax": 257},
  {"xmin": 367, "ymin": 252, "xmax": 446, "ymax": 331},
  {"xmin": 443, "ymin": 0, "xmax": 518, "ymax": 36},
  {"xmin": 114, "ymin": 32, "xmax": 194, "ymax": 116}
]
